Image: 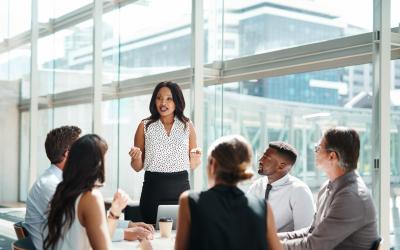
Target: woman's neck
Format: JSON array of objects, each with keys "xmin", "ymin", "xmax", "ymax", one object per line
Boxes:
[
  {"xmin": 213, "ymin": 179, "xmax": 237, "ymax": 187},
  {"xmin": 160, "ymin": 115, "xmax": 174, "ymax": 125}
]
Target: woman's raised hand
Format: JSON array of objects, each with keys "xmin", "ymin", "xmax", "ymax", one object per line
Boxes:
[
  {"xmin": 110, "ymin": 189, "xmax": 129, "ymax": 216},
  {"xmin": 129, "ymin": 147, "xmax": 142, "ymax": 160}
]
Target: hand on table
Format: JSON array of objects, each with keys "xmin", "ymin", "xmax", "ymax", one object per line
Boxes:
[
  {"xmin": 128, "ymin": 222, "xmax": 155, "ymax": 233},
  {"xmin": 139, "ymin": 239, "xmax": 154, "ymax": 250},
  {"xmin": 124, "ymin": 227, "xmax": 153, "ymax": 241}
]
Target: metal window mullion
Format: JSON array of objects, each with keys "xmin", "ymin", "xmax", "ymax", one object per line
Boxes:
[
  {"xmin": 372, "ymin": 0, "xmax": 390, "ymax": 248},
  {"xmin": 92, "ymin": 0, "xmax": 103, "ymax": 134},
  {"xmin": 191, "ymin": 0, "xmax": 204, "ymax": 191},
  {"xmin": 28, "ymin": 0, "xmax": 39, "ymax": 189}
]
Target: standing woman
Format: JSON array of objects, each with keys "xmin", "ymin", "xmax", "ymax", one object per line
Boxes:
[
  {"xmin": 129, "ymin": 81, "xmax": 201, "ymax": 224},
  {"xmin": 44, "ymin": 134, "xmax": 127, "ymax": 250}
]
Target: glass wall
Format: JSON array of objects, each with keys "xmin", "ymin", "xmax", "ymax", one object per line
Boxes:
[
  {"xmin": 102, "ymin": 0, "xmax": 192, "ymax": 82},
  {"xmin": 391, "ymin": 59, "xmax": 400, "ymax": 248},
  {"xmin": 39, "ymin": 0, "xmax": 92, "ymax": 23},
  {"xmin": 1, "ymin": 0, "xmax": 399, "ymax": 247},
  {"xmin": 204, "ymin": 65, "xmax": 374, "ymax": 192},
  {"xmin": 217, "ymin": 0, "xmax": 372, "ymax": 60}
]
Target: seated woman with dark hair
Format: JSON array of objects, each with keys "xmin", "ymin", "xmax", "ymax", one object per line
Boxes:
[
  {"xmin": 175, "ymin": 135, "xmax": 282, "ymax": 250},
  {"xmin": 43, "ymin": 134, "xmax": 132, "ymax": 250}
]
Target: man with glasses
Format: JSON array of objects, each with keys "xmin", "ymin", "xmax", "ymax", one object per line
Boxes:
[
  {"xmin": 279, "ymin": 127, "xmax": 378, "ymax": 250},
  {"xmin": 247, "ymin": 141, "xmax": 315, "ymax": 232}
]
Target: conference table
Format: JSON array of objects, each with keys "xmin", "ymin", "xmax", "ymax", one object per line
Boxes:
[{"xmin": 113, "ymin": 231, "xmax": 175, "ymax": 250}]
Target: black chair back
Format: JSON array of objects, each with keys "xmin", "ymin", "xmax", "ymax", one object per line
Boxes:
[{"xmin": 11, "ymin": 237, "xmax": 36, "ymax": 250}]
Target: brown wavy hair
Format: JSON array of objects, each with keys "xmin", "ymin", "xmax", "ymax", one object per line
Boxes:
[
  {"xmin": 45, "ymin": 125, "xmax": 81, "ymax": 164},
  {"xmin": 43, "ymin": 134, "xmax": 108, "ymax": 249},
  {"xmin": 208, "ymin": 135, "xmax": 253, "ymax": 185}
]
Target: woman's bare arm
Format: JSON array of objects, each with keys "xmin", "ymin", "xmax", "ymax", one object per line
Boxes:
[
  {"xmin": 78, "ymin": 189, "xmax": 112, "ymax": 250},
  {"xmin": 188, "ymin": 123, "xmax": 201, "ymax": 169},
  {"xmin": 175, "ymin": 191, "xmax": 191, "ymax": 250},
  {"xmin": 129, "ymin": 122, "xmax": 145, "ymax": 172}
]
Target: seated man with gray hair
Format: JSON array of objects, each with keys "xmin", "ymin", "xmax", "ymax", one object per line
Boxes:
[{"xmin": 279, "ymin": 128, "xmax": 378, "ymax": 250}]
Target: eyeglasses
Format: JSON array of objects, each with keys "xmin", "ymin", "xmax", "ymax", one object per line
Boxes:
[
  {"xmin": 314, "ymin": 145, "xmax": 334, "ymax": 154},
  {"xmin": 314, "ymin": 145, "xmax": 330, "ymax": 153}
]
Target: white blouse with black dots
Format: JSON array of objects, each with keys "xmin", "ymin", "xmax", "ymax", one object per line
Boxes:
[{"xmin": 143, "ymin": 117, "xmax": 190, "ymax": 173}]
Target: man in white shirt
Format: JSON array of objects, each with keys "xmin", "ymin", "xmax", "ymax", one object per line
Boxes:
[
  {"xmin": 247, "ymin": 141, "xmax": 315, "ymax": 232},
  {"xmin": 25, "ymin": 126, "xmax": 153, "ymax": 250}
]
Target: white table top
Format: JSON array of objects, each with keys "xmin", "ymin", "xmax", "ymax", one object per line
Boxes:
[{"xmin": 113, "ymin": 231, "xmax": 175, "ymax": 250}]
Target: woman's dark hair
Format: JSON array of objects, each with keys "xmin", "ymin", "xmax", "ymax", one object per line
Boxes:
[
  {"xmin": 145, "ymin": 81, "xmax": 189, "ymax": 129},
  {"xmin": 209, "ymin": 135, "xmax": 253, "ymax": 185},
  {"xmin": 43, "ymin": 134, "xmax": 108, "ymax": 250},
  {"xmin": 323, "ymin": 127, "xmax": 360, "ymax": 171}
]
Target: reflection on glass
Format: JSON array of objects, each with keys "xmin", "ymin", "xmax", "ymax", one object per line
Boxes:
[
  {"xmin": 204, "ymin": 65, "xmax": 374, "ymax": 194},
  {"xmin": 209, "ymin": 0, "xmax": 373, "ymax": 59},
  {"xmin": 390, "ymin": 59, "xmax": 400, "ymax": 249},
  {"xmin": 102, "ymin": 0, "xmax": 192, "ymax": 81},
  {"xmin": 39, "ymin": 0, "xmax": 92, "ymax": 23},
  {"xmin": 38, "ymin": 21, "xmax": 93, "ymax": 95},
  {"xmin": 9, "ymin": 0, "xmax": 30, "ymax": 37}
]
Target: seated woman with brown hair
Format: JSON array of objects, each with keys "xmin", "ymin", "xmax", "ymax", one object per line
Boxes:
[{"xmin": 175, "ymin": 135, "xmax": 282, "ymax": 250}]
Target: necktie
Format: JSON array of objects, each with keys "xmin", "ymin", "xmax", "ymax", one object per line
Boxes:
[{"xmin": 265, "ymin": 184, "xmax": 272, "ymax": 201}]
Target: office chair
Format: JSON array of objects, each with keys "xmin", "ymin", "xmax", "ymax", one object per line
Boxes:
[
  {"xmin": 13, "ymin": 221, "xmax": 29, "ymax": 240},
  {"xmin": 11, "ymin": 237, "xmax": 36, "ymax": 250}
]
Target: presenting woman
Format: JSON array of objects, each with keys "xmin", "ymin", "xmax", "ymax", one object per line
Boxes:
[
  {"xmin": 175, "ymin": 135, "xmax": 282, "ymax": 250},
  {"xmin": 129, "ymin": 81, "xmax": 201, "ymax": 224}
]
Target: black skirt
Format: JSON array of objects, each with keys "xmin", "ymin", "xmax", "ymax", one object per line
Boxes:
[{"xmin": 139, "ymin": 170, "xmax": 190, "ymax": 224}]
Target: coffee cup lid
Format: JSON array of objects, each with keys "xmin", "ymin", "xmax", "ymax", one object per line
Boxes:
[{"xmin": 159, "ymin": 217, "xmax": 173, "ymax": 222}]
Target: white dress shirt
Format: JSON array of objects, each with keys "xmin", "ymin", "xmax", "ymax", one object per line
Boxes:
[
  {"xmin": 247, "ymin": 174, "xmax": 315, "ymax": 232},
  {"xmin": 25, "ymin": 165, "xmax": 129, "ymax": 250}
]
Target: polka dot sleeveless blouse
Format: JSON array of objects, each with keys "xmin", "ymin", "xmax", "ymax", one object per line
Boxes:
[{"xmin": 143, "ymin": 117, "xmax": 190, "ymax": 172}]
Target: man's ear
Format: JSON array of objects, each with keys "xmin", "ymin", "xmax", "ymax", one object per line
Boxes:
[
  {"xmin": 209, "ymin": 157, "xmax": 217, "ymax": 175},
  {"xmin": 329, "ymin": 151, "xmax": 337, "ymax": 160},
  {"xmin": 279, "ymin": 162, "xmax": 293, "ymax": 174}
]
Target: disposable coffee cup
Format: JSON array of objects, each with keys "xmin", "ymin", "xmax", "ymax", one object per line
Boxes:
[{"xmin": 159, "ymin": 217, "xmax": 173, "ymax": 238}]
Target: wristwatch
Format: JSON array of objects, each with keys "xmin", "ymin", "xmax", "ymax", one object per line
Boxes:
[{"xmin": 108, "ymin": 210, "xmax": 120, "ymax": 220}]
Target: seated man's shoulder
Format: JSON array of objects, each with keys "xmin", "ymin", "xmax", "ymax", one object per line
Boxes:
[
  {"xmin": 36, "ymin": 174, "xmax": 59, "ymax": 194},
  {"xmin": 288, "ymin": 175, "xmax": 312, "ymax": 190}
]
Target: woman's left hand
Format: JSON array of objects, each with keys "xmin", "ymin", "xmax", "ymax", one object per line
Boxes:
[{"xmin": 110, "ymin": 189, "xmax": 129, "ymax": 216}]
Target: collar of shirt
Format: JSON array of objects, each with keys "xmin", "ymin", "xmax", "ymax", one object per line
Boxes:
[
  {"xmin": 266, "ymin": 174, "xmax": 291, "ymax": 188},
  {"xmin": 49, "ymin": 164, "xmax": 63, "ymax": 182},
  {"xmin": 328, "ymin": 170, "xmax": 357, "ymax": 191},
  {"xmin": 157, "ymin": 116, "xmax": 178, "ymax": 124}
]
